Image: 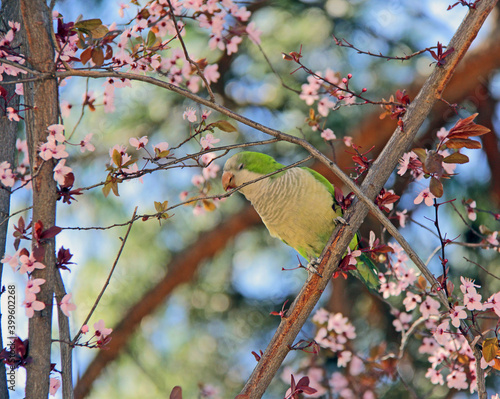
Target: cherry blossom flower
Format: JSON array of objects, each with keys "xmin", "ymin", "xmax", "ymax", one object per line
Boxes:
[
  {"xmin": 14, "ymin": 82, "xmax": 23, "ymax": 95},
  {"xmin": 460, "ymin": 276, "xmax": 480, "ymax": 293},
  {"xmin": 200, "ymin": 133, "xmax": 220, "ymax": 149},
  {"xmin": 1, "ymin": 251, "xmax": 19, "ymax": 271},
  {"xmin": 47, "ymin": 124, "xmax": 66, "ymax": 142},
  {"xmin": 81, "ymin": 325, "xmax": 89, "ymax": 334},
  {"xmin": 403, "ymin": 291, "xmax": 421, "ymax": 311},
  {"xmin": 6, "ymin": 107, "xmax": 20, "ymax": 122},
  {"xmin": 312, "ymin": 308, "xmax": 330, "ymax": 324},
  {"xmin": 26, "ymin": 278, "xmax": 45, "ymax": 294},
  {"xmin": 419, "ymin": 337, "xmax": 438, "ymax": 355},
  {"xmin": 123, "ymin": 163, "xmax": 143, "ymax": 184},
  {"xmin": 23, "ymin": 292, "xmax": 45, "ymax": 318},
  {"xmin": 464, "ymin": 289, "xmax": 483, "ymax": 311},
  {"xmin": 60, "ymin": 293, "xmax": 77, "ymax": 317},
  {"xmin": 49, "ymin": 378, "xmax": 61, "ymax": 396},
  {"xmin": 60, "ymin": 100, "xmax": 72, "ymax": 118},
  {"xmin": 0, "ymin": 161, "xmax": 15, "ymax": 187},
  {"xmin": 433, "ymin": 320, "xmax": 450, "ymax": 346},
  {"xmin": 396, "ymin": 209, "xmax": 408, "ymax": 227},
  {"xmin": 79, "ymin": 133, "xmax": 95, "ymax": 152},
  {"xmin": 321, "ymin": 128, "xmax": 336, "ymax": 141},
  {"xmin": 393, "ymin": 312, "xmax": 412, "ymax": 332},
  {"xmin": 129, "ymin": 135, "xmax": 148, "ymax": 150},
  {"xmin": 53, "ymin": 159, "xmax": 72, "ymax": 186},
  {"xmin": 337, "ymin": 350, "xmax": 352, "ymax": 367},
  {"xmin": 246, "ymin": 22, "xmax": 262, "ymax": 44},
  {"xmin": 204, "ymin": 64, "xmax": 220, "ymax": 84},
  {"xmin": 343, "ymin": 136, "xmax": 353, "ymax": 147},
  {"xmin": 226, "ymin": 36, "xmax": 242, "ymax": 55},
  {"xmin": 39, "ymin": 136, "xmax": 68, "ymax": 161},
  {"xmin": 419, "ymin": 296, "xmax": 440, "ymax": 319},
  {"xmin": 94, "ymin": 319, "xmax": 113, "ymax": 337},
  {"xmin": 19, "ymin": 253, "xmax": 45, "ymax": 274},
  {"xmin": 191, "ymin": 174, "xmax": 205, "ymax": 187},
  {"xmin": 202, "ymin": 163, "xmax": 220, "ymax": 180},
  {"xmin": 425, "ymin": 368, "xmax": 444, "ymax": 385},
  {"xmin": 317, "ymin": 97, "xmax": 335, "ymax": 117},
  {"xmin": 183, "ymin": 107, "xmax": 197, "ymax": 123},
  {"xmin": 449, "ymin": 305, "xmax": 467, "ymax": 328},
  {"xmin": 446, "ymin": 369, "xmax": 468, "ymax": 390},
  {"xmin": 465, "ymin": 200, "xmax": 476, "ymax": 221},
  {"xmin": 414, "ymin": 187, "xmax": 436, "ymax": 206}
]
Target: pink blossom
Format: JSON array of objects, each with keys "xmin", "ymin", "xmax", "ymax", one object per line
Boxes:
[
  {"xmin": 201, "ymin": 109, "xmax": 212, "ymax": 120},
  {"xmin": 81, "ymin": 324, "xmax": 89, "ymax": 334},
  {"xmin": 318, "ymin": 97, "xmax": 335, "ymax": 117},
  {"xmin": 19, "ymin": 253, "xmax": 45, "ymax": 274},
  {"xmin": 6, "ymin": 107, "xmax": 20, "ymax": 122},
  {"xmin": 1, "ymin": 251, "xmax": 19, "ymax": 271},
  {"xmin": 486, "ymin": 291, "xmax": 500, "ymax": 317},
  {"xmin": 464, "ymin": 289, "xmax": 483, "ymax": 311},
  {"xmin": 312, "ymin": 308, "xmax": 330, "ymax": 324},
  {"xmin": 337, "ymin": 350, "xmax": 352, "ymax": 367},
  {"xmin": 15, "ymin": 83, "xmax": 23, "ymax": 96},
  {"xmin": 436, "ymin": 127, "xmax": 449, "ymax": 142},
  {"xmin": 94, "ymin": 319, "xmax": 113, "ymax": 337},
  {"xmin": 321, "ymin": 128, "xmax": 336, "ymax": 141},
  {"xmin": 202, "ymin": 163, "xmax": 220, "ymax": 180},
  {"xmin": 80, "ymin": 133, "xmax": 95, "ymax": 152},
  {"xmin": 60, "ymin": 293, "xmax": 77, "ymax": 317},
  {"xmin": 192, "ymin": 174, "xmax": 205, "ymax": 187},
  {"xmin": 53, "ymin": 159, "xmax": 72, "ymax": 186},
  {"xmin": 60, "ymin": 100, "xmax": 72, "ymax": 118},
  {"xmin": 450, "ymin": 305, "xmax": 467, "ymax": 328},
  {"xmin": 446, "ymin": 369, "xmax": 468, "ymax": 390},
  {"xmin": 49, "ymin": 378, "xmax": 61, "ymax": 396},
  {"xmin": 129, "ymin": 136, "xmax": 148, "ymax": 150},
  {"xmin": 23, "ymin": 292, "xmax": 45, "ymax": 318},
  {"xmin": 403, "ymin": 291, "xmax": 421, "ymax": 311},
  {"xmin": 393, "ymin": 312, "xmax": 412, "ymax": 332},
  {"xmin": 425, "ymin": 367, "xmax": 444, "ymax": 385},
  {"xmin": 39, "ymin": 136, "xmax": 68, "ymax": 161},
  {"xmin": 343, "ymin": 136, "xmax": 353, "ymax": 147},
  {"xmin": 414, "ymin": 187, "xmax": 436, "ymax": 206},
  {"xmin": 226, "ymin": 36, "xmax": 242, "ymax": 55},
  {"xmin": 246, "ymin": 22, "xmax": 262, "ymax": 44},
  {"xmin": 460, "ymin": 276, "xmax": 480, "ymax": 293},
  {"xmin": 26, "ymin": 278, "xmax": 45, "ymax": 294},
  {"xmin": 47, "ymin": 124, "xmax": 66, "ymax": 143},
  {"xmin": 419, "ymin": 337, "xmax": 438, "ymax": 355},
  {"xmin": 433, "ymin": 320, "xmax": 450, "ymax": 346},
  {"xmin": 419, "ymin": 296, "xmax": 440, "ymax": 319},
  {"xmin": 396, "ymin": 209, "xmax": 408, "ymax": 227},
  {"xmin": 0, "ymin": 161, "xmax": 15, "ymax": 187},
  {"xmin": 200, "ymin": 133, "xmax": 220, "ymax": 149},
  {"xmin": 123, "ymin": 163, "xmax": 143, "ymax": 184},
  {"xmin": 183, "ymin": 107, "xmax": 197, "ymax": 123},
  {"xmin": 204, "ymin": 64, "xmax": 220, "ymax": 84},
  {"xmin": 466, "ymin": 200, "xmax": 477, "ymax": 221}
]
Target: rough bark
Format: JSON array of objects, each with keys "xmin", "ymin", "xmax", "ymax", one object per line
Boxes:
[
  {"xmin": 0, "ymin": 1, "xmax": 22, "ymax": 397},
  {"xmin": 19, "ymin": 0, "xmax": 59, "ymax": 397}
]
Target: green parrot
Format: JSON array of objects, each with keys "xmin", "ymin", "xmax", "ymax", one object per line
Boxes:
[{"xmin": 222, "ymin": 151, "xmax": 378, "ymax": 288}]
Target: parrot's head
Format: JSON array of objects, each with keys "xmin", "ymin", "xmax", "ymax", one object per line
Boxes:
[{"xmin": 222, "ymin": 151, "xmax": 285, "ymax": 193}]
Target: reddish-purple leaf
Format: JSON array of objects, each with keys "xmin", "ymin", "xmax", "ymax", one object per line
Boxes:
[{"xmin": 169, "ymin": 386, "xmax": 182, "ymax": 399}]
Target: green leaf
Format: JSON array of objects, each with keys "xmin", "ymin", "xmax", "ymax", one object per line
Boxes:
[
  {"xmin": 146, "ymin": 30, "xmax": 157, "ymax": 48},
  {"xmin": 442, "ymin": 152, "xmax": 469, "ymax": 164},
  {"xmin": 429, "ymin": 176, "xmax": 443, "ymax": 198},
  {"xmin": 211, "ymin": 120, "xmax": 237, "ymax": 132},
  {"xmin": 483, "ymin": 338, "xmax": 499, "ymax": 362},
  {"xmin": 74, "ymin": 18, "xmax": 103, "ymax": 31},
  {"xmin": 112, "ymin": 149, "xmax": 122, "ymax": 167}
]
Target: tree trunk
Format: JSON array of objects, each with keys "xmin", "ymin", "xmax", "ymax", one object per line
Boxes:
[{"xmin": 19, "ymin": 0, "xmax": 59, "ymax": 397}]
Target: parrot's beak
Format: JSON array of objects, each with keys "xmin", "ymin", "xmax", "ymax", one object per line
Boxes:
[{"xmin": 222, "ymin": 171, "xmax": 235, "ymax": 191}]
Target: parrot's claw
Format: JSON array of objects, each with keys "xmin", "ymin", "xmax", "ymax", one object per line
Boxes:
[
  {"xmin": 305, "ymin": 258, "xmax": 323, "ymax": 278},
  {"xmin": 334, "ymin": 216, "xmax": 348, "ymax": 226}
]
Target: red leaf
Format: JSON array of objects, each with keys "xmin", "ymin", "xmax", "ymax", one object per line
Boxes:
[
  {"xmin": 169, "ymin": 386, "xmax": 182, "ymax": 399},
  {"xmin": 80, "ymin": 47, "xmax": 92, "ymax": 65},
  {"xmin": 40, "ymin": 226, "xmax": 62, "ymax": 240}
]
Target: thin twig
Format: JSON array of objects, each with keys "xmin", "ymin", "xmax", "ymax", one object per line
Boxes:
[{"xmin": 71, "ymin": 207, "xmax": 138, "ymax": 345}]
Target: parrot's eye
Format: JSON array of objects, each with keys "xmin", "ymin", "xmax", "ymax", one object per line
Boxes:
[{"xmin": 238, "ymin": 163, "xmax": 244, "ymax": 170}]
